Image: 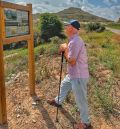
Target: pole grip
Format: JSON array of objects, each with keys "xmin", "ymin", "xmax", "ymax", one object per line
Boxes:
[{"xmin": 61, "ymin": 51, "xmax": 64, "ymax": 63}]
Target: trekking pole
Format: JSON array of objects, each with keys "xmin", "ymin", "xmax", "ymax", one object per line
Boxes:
[{"xmin": 56, "ymin": 51, "xmax": 64, "ymax": 122}]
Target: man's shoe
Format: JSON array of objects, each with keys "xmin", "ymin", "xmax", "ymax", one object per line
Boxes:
[
  {"xmin": 83, "ymin": 123, "xmax": 93, "ymax": 129},
  {"xmin": 74, "ymin": 122, "xmax": 93, "ymax": 129},
  {"xmin": 47, "ymin": 99, "xmax": 62, "ymax": 108}
]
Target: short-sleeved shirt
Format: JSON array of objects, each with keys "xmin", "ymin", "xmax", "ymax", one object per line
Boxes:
[{"xmin": 67, "ymin": 34, "xmax": 89, "ymax": 79}]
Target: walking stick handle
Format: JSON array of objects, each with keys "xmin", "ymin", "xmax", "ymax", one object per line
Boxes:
[{"xmin": 61, "ymin": 51, "xmax": 64, "ymax": 63}]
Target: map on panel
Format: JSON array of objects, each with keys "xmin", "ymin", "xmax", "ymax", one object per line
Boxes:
[{"xmin": 4, "ymin": 8, "xmax": 29, "ymax": 38}]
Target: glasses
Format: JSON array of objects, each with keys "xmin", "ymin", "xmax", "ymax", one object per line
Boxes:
[{"xmin": 64, "ymin": 25, "xmax": 71, "ymax": 29}]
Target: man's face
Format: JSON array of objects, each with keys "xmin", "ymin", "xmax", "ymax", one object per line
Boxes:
[{"xmin": 64, "ymin": 25, "xmax": 74, "ymax": 36}]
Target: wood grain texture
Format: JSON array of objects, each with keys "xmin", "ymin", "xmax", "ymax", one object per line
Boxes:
[{"xmin": 0, "ymin": 4, "xmax": 7, "ymax": 124}]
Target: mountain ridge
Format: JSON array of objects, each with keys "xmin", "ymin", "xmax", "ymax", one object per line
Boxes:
[{"xmin": 33, "ymin": 7, "xmax": 112, "ymax": 22}]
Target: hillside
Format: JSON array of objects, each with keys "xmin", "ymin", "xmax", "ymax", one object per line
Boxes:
[
  {"xmin": 33, "ymin": 7, "xmax": 111, "ymax": 22},
  {"xmin": 1, "ymin": 29, "xmax": 120, "ymax": 129},
  {"xmin": 118, "ymin": 18, "xmax": 120, "ymax": 23},
  {"xmin": 56, "ymin": 7, "xmax": 111, "ymax": 22}
]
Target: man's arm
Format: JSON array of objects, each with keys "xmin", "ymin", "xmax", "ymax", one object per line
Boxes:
[
  {"xmin": 64, "ymin": 48, "xmax": 76, "ymax": 65},
  {"xmin": 59, "ymin": 43, "xmax": 76, "ymax": 65}
]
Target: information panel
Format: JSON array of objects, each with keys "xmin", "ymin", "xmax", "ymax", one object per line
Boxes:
[{"xmin": 4, "ymin": 8, "xmax": 29, "ymax": 38}]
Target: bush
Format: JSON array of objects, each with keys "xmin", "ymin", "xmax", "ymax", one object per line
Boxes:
[
  {"xmin": 50, "ymin": 36, "xmax": 62, "ymax": 44},
  {"xmin": 38, "ymin": 13, "xmax": 63, "ymax": 42},
  {"xmin": 49, "ymin": 43, "xmax": 59, "ymax": 55},
  {"xmin": 86, "ymin": 22, "xmax": 105, "ymax": 32},
  {"xmin": 35, "ymin": 57, "xmax": 50, "ymax": 83},
  {"xmin": 94, "ymin": 80, "xmax": 114, "ymax": 117}
]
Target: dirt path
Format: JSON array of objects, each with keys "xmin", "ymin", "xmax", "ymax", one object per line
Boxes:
[
  {"xmin": 106, "ymin": 27, "xmax": 120, "ymax": 35},
  {"xmin": 0, "ymin": 55, "xmax": 119, "ymax": 129},
  {"xmin": 4, "ymin": 53, "xmax": 18, "ymax": 59},
  {"xmin": 0, "ymin": 77, "xmax": 117, "ymax": 129}
]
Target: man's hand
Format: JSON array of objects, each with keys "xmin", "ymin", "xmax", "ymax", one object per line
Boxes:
[
  {"xmin": 63, "ymin": 46, "xmax": 76, "ymax": 66},
  {"xmin": 59, "ymin": 43, "xmax": 76, "ymax": 65},
  {"xmin": 59, "ymin": 43, "xmax": 68, "ymax": 53}
]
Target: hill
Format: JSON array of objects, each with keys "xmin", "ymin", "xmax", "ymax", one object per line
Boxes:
[
  {"xmin": 118, "ymin": 18, "xmax": 120, "ymax": 23},
  {"xmin": 2, "ymin": 29, "xmax": 120, "ymax": 129},
  {"xmin": 33, "ymin": 7, "xmax": 112, "ymax": 22},
  {"xmin": 56, "ymin": 7, "xmax": 111, "ymax": 22}
]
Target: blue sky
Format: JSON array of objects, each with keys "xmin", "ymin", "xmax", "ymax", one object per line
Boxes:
[
  {"xmin": 89, "ymin": 0, "xmax": 118, "ymax": 7},
  {"xmin": 4, "ymin": 0, "xmax": 120, "ymax": 21}
]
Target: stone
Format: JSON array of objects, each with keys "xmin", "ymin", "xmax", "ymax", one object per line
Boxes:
[
  {"xmin": 16, "ymin": 114, "xmax": 20, "ymax": 118},
  {"xmin": 32, "ymin": 119, "xmax": 36, "ymax": 123}
]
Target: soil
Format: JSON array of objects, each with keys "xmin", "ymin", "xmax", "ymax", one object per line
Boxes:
[{"xmin": 0, "ymin": 55, "xmax": 119, "ymax": 129}]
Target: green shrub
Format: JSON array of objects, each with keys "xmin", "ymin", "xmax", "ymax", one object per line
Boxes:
[
  {"xmin": 94, "ymin": 79, "xmax": 114, "ymax": 117},
  {"xmin": 39, "ymin": 47, "xmax": 46, "ymax": 55},
  {"xmin": 86, "ymin": 22, "xmax": 105, "ymax": 32},
  {"xmin": 50, "ymin": 36, "xmax": 63, "ymax": 44},
  {"xmin": 35, "ymin": 57, "xmax": 50, "ymax": 83},
  {"xmin": 49, "ymin": 43, "xmax": 59, "ymax": 55},
  {"xmin": 38, "ymin": 13, "xmax": 63, "ymax": 42}
]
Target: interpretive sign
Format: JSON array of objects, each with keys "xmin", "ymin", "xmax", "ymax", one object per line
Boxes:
[
  {"xmin": 0, "ymin": 1, "xmax": 35, "ymax": 125},
  {"xmin": 4, "ymin": 8, "xmax": 29, "ymax": 37}
]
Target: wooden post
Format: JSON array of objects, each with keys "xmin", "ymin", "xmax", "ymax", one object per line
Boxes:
[
  {"xmin": 0, "ymin": 3, "xmax": 7, "ymax": 124},
  {"xmin": 27, "ymin": 4, "xmax": 36, "ymax": 95},
  {"xmin": 0, "ymin": 1, "xmax": 36, "ymax": 124}
]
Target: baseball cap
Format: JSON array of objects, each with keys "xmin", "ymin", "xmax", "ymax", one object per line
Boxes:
[{"xmin": 64, "ymin": 20, "xmax": 80, "ymax": 30}]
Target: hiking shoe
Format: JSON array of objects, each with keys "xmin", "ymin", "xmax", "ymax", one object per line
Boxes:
[
  {"xmin": 74, "ymin": 122, "xmax": 93, "ymax": 129},
  {"xmin": 83, "ymin": 123, "xmax": 93, "ymax": 129},
  {"xmin": 47, "ymin": 99, "xmax": 62, "ymax": 108}
]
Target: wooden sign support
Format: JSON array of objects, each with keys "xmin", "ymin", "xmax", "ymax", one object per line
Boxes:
[
  {"xmin": 0, "ymin": 2, "xmax": 7, "ymax": 124},
  {"xmin": 0, "ymin": 1, "xmax": 35, "ymax": 124}
]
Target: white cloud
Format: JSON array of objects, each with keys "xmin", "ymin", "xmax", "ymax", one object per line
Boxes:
[
  {"xmin": 16, "ymin": 2, "xmax": 27, "ymax": 6},
  {"xmin": 103, "ymin": 0, "xmax": 118, "ymax": 5},
  {"xmin": 80, "ymin": 0, "xmax": 120, "ymax": 21},
  {"xmin": 79, "ymin": 0, "xmax": 120, "ymax": 21},
  {"xmin": 4, "ymin": 0, "xmax": 120, "ymax": 21}
]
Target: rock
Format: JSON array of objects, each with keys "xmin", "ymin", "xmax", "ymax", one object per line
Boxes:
[
  {"xmin": 32, "ymin": 101, "xmax": 39, "ymax": 109},
  {"xmin": 32, "ymin": 96, "xmax": 40, "ymax": 101},
  {"xmin": 117, "ymin": 81, "xmax": 120, "ymax": 86},
  {"xmin": 32, "ymin": 105, "xmax": 36, "ymax": 109},
  {"xmin": 14, "ymin": 78, "xmax": 20, "ymax": 82},
  {"xmin": 32, "ymin": 119, "xmax": 36, "ymax": 123},
  {"xmin": 25, "ymin": 121, "xmax": 28, "ymax": 124},
  {"xmin": 12, "ymin": 74, "xmax": 16, "ymax": 77},
  {"xmin": 6, "ymin": 80, "xmax": 14, "ymax": 86},
  {"xmin": 16, "ymin": 114, "xmax": 20, "ymax": 118},
  {"xmin": 11, "ymin": 77, "xmax": 14, "ymax": 80},
  {"xmin": 32, "ymin": 102, "xmax": 37, "ymax": 105},
  {"xmin": 15, "ymin": 74, "xmax": 20, "ymax": 79}
]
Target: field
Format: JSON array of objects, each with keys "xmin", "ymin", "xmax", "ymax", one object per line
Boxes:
[
  {"xmin": 107, "ymin": 23, "xmax": 120, "ymax": 30},
  {"xmin": 2, "ymin": 29, "xmax": 120, "ymax": 129}
]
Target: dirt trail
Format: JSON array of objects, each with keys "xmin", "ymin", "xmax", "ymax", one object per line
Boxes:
[
  {"xmin": 4, "ymin": 53, "xmax": 18, "ymax": 59},
  {"xmin": 0, "ymin": 56, "xmax": 119, "ymax": 129},
  {"xmin": 106, "ymin": 27, "xmax": 120, "ymax": 35}
]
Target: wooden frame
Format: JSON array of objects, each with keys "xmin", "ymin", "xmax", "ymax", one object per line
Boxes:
[{"xmin": 0, "ymin": 1, "xmax": 35, "ymax": 124}]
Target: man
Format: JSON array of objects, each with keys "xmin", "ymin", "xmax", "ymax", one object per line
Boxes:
[{"xmin": 47, "ymin": 20, "xmax": 92, "ymax": 129}]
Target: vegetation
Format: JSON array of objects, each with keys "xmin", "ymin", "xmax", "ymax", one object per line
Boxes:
[
  {"xmin": 86, "ymin": 22, "xmax": 105, "ymax": 32},
  {"xmin": 80, "ymin": 30, "xmax": 120, "ymax": 117},
  {"xmin": 4, "ymin": 37, "xmax": 63, "ymax": 81},
  {"xmin": 4, "ymin": 28, "xmax": 120, "ymax": 122},
  {"xmin": 107, "ymin": 23, "xmax": 120, "ymax": 29},
  {"xmin": 2, "ymin": 5, "xmax": 119, "ymax": 128},
  {"xmin": 38, "ymin": 13, "xmax": 64, "ymax": 42}
]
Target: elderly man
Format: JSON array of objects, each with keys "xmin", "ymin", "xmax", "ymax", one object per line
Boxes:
[{"xmin": 47, "ymin": 20, "xmax": 92, "ymax": 129}]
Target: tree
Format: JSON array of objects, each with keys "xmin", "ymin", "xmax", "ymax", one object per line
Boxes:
[{"xmin": 38, "ymin": 13, "xmax": 63, "ymax": 42}]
